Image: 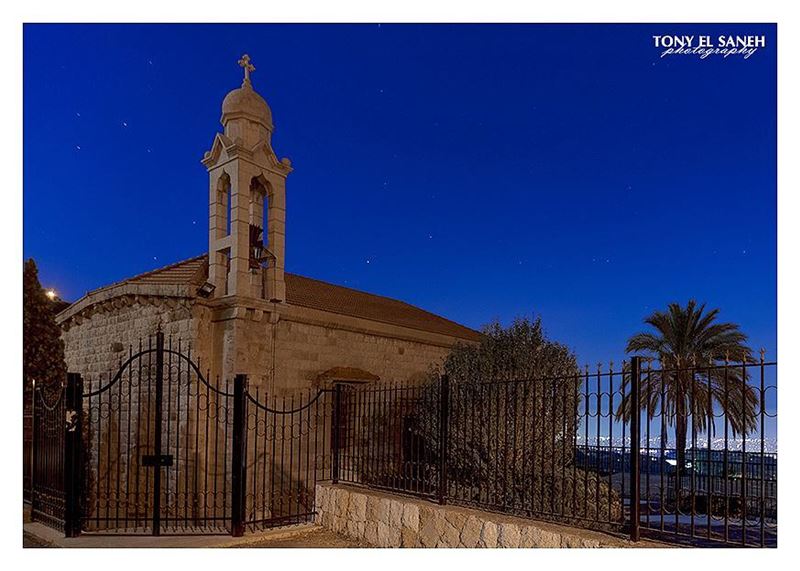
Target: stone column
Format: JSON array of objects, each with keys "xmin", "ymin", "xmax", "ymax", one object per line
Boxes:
[
  {"xmin": 265, "ymin": 175, "xmax": 286, "ymax": 302},
  {"xmin": 208, "ymin": 169, "xmax": 231, "ymax": 294},
  {"xmin": 227, "ymin": 164, "xmax": 252, "ymax": 298}
]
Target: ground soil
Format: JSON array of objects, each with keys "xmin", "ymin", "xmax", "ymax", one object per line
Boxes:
[
  {"xmin": 232, "ymin": 527, "xmax": 367, "ymax": 548},
  {"xmin": 23, "ymin": 525, "xmax": 366, "ymax": 548},
  {"xmin": 23, "ymin": 532, "xmax": 55, "ymax": 548}
]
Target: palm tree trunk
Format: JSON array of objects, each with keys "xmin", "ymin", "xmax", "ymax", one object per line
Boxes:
[
  {"xmin": 674, "ymin": 370, "xmax": 689, "ymax": 481},
  {"xmin": 675, "ymin": 411, "xmax": 688, "ymax": 480}
]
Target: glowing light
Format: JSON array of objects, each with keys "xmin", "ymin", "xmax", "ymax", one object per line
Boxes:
[{"xmin": 45, "ymin": 289, "xmax": 57, "ymax": 301}]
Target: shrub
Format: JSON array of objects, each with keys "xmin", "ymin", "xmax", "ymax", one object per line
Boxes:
[{"xmin": 355, "ymin": 316, "xmax": 623, "ymax": 530}]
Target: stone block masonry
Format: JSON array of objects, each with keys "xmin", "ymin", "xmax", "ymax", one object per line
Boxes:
[
  {"xmin": 315, "ymin": 483, "xmax": 659, "ymax": 548},
  {"xmin": 60, "ymin": 294, "xmax": 467, "ymax": 395},
  {"xmin": 267, "ymin": 310, "xmax": 455, "ymax": 393}
]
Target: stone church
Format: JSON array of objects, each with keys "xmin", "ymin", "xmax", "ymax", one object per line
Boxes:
[{"xmin": 56, "ymin": 55, "xmax": 480, "ymax": 394}]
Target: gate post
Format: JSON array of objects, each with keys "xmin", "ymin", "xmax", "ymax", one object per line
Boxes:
[
  {"xmin": 152, "ymin": 330, "xmax": 165, "ymax": 536},
  {"xmin": 437, "ymin": 374, "xmax": 450, "ymax": 505},
  {"xmin": 332, "ymin": 383, "xmax": 342, "ymax": 484},
  {"xmin": 629, "ymin": 357, "xmax": 641, "ymax": 542},
  {"xmin": 64, "ymin": 373, "xmax": 83, "ymax": 538},
  {"xmin": 231, "ymin": 374, "xmax": 248, "ymax": 537},
  {"xmin": 30, "ymin": 380, "xmax": 36, "ymax": 508}
]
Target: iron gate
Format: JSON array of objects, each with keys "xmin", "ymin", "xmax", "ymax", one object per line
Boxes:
[
  {"xmin": 30, "ymin": 331, "xmax": 333, "ymax": 537},
  {"xmin": 242, "ymin": 385, "xmax": 333, "ymax": 532},
  {"xmin": 81, "ymin": 333, "xmax": 234, "ymax": 535}
]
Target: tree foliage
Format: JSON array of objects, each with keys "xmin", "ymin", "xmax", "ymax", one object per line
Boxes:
[
  {"xmin": 23, "ymin": 258, "xmax": 66, "ymax": 388},
  {"xmin": 355, "ymin": 316, "xmax": 623, "ymax": 528}
]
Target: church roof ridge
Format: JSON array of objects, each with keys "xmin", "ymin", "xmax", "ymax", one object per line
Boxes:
[
  {"xmin": 283, "ymin": 271, "xmax": 482, "ymax": 340},
  {"xmin": 70, "ymin": 254, "xmax": 481, "ymax": 342},
  {"xmin": 83, "ymin": 254, "xmax": 207, "ymax": 294},
  {"xmin": 126, "ymin": 254, "xmax": 208, "ymax": 283}
]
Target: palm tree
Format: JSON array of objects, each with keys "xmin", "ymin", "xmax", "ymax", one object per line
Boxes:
[{"xmin": 616, "ymin": 300, "xmax": 758, "ymax": 478}]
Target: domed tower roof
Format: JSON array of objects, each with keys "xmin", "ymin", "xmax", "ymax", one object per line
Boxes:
[{"xmin": 220, "ymin": 54, "xmax": 273, "ymax": 131}]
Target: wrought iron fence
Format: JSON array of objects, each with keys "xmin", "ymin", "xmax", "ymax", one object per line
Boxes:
[
  {"xmin": 30, "ymin": 381, "xmax": 68, "ymax": 532},
  {"xmin": 634, "ymin": 358, "xmax": 777, "ymax": 547},
  {"xmin": 24, "ymin": 385, "xmax": 33, "ymax": 503},
  {"xmin": 26, "ymin": 344, "xmax": 776, "ymax": 547},
  {"xmin": 243, "ymin": 385, "xmax": 333, "ymax": 532},
  {"xmin": 332, "ymin": 356, "xmax": 777, "ymax": 548}
]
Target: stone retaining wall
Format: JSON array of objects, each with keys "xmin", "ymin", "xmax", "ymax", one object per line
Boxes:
[{"xmin": 315, "ymin": 483, "xmax": 645, "ymax": 548}]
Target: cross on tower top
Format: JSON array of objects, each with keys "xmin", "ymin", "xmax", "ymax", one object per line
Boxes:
[{"xmin": 238, "ymin": 54, "xmax": 255, "ymax": 85}]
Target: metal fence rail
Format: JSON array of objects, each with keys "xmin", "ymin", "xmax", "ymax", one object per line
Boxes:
[{"xmin": 332, "ymin": 357, "xmax": 777, "ymax": 548}]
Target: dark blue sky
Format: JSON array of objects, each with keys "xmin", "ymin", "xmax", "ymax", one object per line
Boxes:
[{"xmin": 23, "ymin": 24, "xmax": 777, "ymax": 367}]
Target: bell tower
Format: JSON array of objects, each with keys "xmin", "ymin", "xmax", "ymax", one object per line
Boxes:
[{"xmin": 201, "ymin": 54, "xmax": 292, "ymax": 302}]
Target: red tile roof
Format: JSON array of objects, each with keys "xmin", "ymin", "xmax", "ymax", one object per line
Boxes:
[
  {"xmin": 284, "ymin": 272, "xmax": 481, "ymax": 341},
  {"xmin": 101, "ymin": 254, "xmax": 481, "ymax": 342},
  {"xmin": 126, "ymin": 256, "xmax": 207, "ymax": 285}
]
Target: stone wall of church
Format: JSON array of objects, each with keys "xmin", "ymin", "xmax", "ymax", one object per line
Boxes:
[
  {"xmin": 57, "ymin": 297, "xmax": 226, "ymax": 532},
  {"xmin": 60, "ymin": 294, "xmax": 473, "ymax": 396},
  {"xmin": 60, "ymin": 299, "xmax": 202, "ymax": 384},
  {"xmin": 225, "ymin": 304, "xmax": 471, "ymax": 395},
  {"xmin": 270, "ymin": 319, "xmax": 453, "ymax": 393},
  {"xmin": 55, "ymin": 292, "xmax": 474, "ymax": 530}
]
